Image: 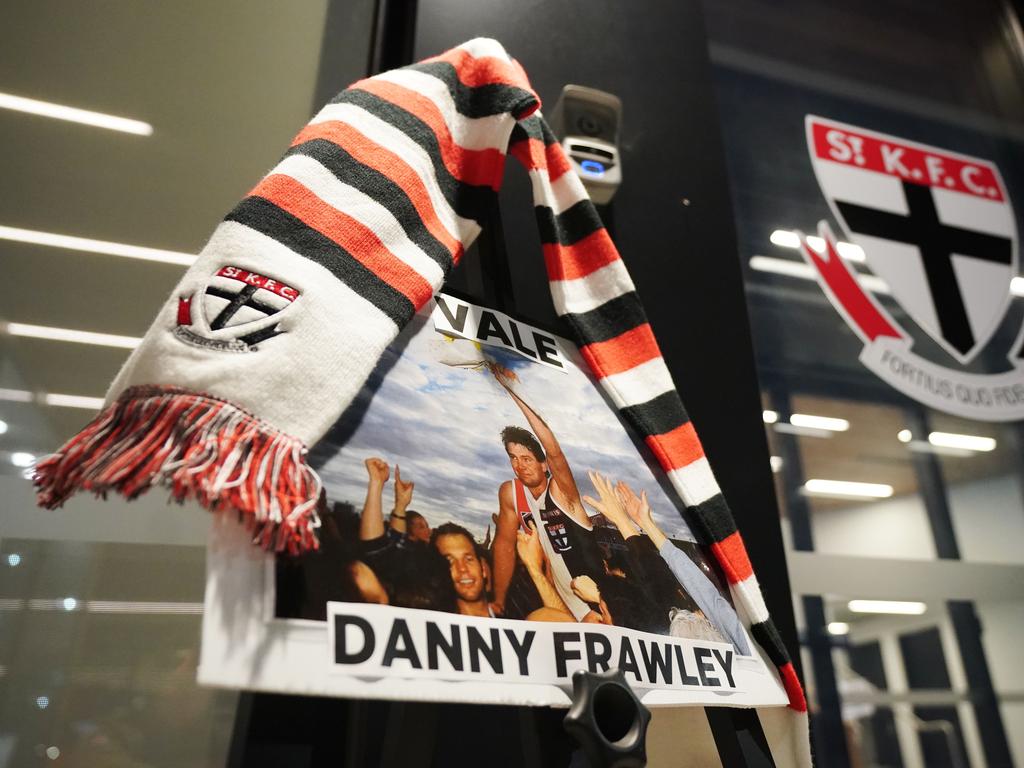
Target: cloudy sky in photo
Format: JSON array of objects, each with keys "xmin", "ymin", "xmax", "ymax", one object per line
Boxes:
[{"xmin": 311, "ymin": 303, "xmax": 696, "ymax": 544}]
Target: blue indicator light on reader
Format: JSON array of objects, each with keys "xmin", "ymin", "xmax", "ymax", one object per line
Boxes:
[{"xmin": 579, "ymin": 160, "xmax": 606, "ymax": 176}]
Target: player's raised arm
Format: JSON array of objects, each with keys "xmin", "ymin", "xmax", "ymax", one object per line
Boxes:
[{"xmin": 490, "ymin": 365, "xmax": 588, "ymax": 526}]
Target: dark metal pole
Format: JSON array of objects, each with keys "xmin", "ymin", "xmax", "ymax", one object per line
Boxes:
[
  {"xmin": 770, "ymin": 390, "xmax": 851, "ymax": 768},
  {"xmin": 902, "ymin": 407, "xmax": 1014, "ymax": 768}
]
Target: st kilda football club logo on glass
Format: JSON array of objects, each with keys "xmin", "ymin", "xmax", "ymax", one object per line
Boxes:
[
  {"xmin": 802, "ymin": 116, "xmax": 1024, "ymax": 421},
  {"xmin": 174, "ymin": 266, "xmax": 299, "ymax": 352}
]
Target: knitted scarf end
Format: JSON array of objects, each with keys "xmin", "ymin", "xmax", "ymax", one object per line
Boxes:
[{"xmin": 33, "ymin": 386, "xmax": 322, "ymax": 554}]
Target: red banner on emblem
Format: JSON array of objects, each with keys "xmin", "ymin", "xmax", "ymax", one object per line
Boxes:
[
  {"xmin": 799, "ymin": 225, "xmax": 904, "ymax": 344},
  {"xmin": 216, "ymin": 267, "xmax": 299, "ymax": 302},
  {"xmin": 809, "ymin": 120, "xmax": 1004, "ymax": 202}
]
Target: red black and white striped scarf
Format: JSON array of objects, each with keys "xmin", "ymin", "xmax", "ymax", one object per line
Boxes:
[{"xmin": 34, "ymin": 37, "xmax": 808, "ymax": 749}]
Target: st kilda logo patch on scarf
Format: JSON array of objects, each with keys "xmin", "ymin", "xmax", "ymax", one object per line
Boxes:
[
  {"xmin": 174, "ymin": 267, "xmax": 299, "ymax": 352},
  {"xmin": 801, "ymin": 116, "xmax": 1024, "ymax": 421}
]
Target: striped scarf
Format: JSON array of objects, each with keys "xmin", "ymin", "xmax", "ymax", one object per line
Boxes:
[{"xmin": 33, "ymin": 38, "xmax": 807, "ymax": 724}]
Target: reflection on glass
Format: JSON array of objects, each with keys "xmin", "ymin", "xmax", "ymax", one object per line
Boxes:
[{"xmin": 0, "ymin": 539, "xmax": 236, "ymax": 767}]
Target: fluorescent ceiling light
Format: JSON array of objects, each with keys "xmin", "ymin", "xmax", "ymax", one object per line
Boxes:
[
  {"xmin": 790, "ymin": 413, "xmax": 849, "ymax": 432},
  {"xmin": 26, "ymin": 598, "xmax": 78, "ymax": 611},
  {"xmin": 769, "ymin": 411, "xmax": 849, "ymax": 439},
  {"xmin": 0, "ymin": 419, "xmax": 7, "ymax": 435},
  {"xmin": 11, "ymin": 598, "xmax": 202, "ymax": 615},
  {"xmin": 900, "ymin": 427, "xmax": 980, "ymax": 457},
  {"xmin": 42, "ymin": 393, "xmax": 105, "ymax": 410},
  {"xmin": 749, "ymin": 255, "xmax": 889, "ymax": 293},
  {"xmin": 0, "ymin": 388, "xmax": 106, "ymax": 410},
  {"xmin": 848, "ymin": 599, "xmax": 926, "ymax": 615},
  {"xmin": 804, "ymin": 478, "xmax": 894, "ymax": 499},
  {"xmin": 0, "ymin": 388, "xmax": 33, "ymax": 402},
  {"xmin": 807, "ymin": 237, "xmax": 865, "ymax": 262},
  {"xmin": 10, "ymin": 452, "xmax": 35, "ymax": 468},
  {"xmin": 826, "ymin": 621, "xmax": 850, "ymax": 635},
  {"xmin": 927, "ymin": 431, "xmax": 996, "ymax": 452},
  {"xmin": 3, "ymin": 322, "xmax": 141, "ymax": 349},
  {"xmin": 86, "ymin": 600, "xmax": 203, "ymax": 615},
  {"xmin": 773, "ymin": 423, "xmax": 834, "ymax": 439},
  {"xmin": 0, "ymin": 91, "xmax": 153, "ymax": 136},
  {"xmin": 769, "ymin": 230, "xmax": 866, "ymax": 262},
  {"xmin": 750, "ymin": 255, "xmax": 816, "ymax": 280},
  {"xmin": 834, "ymin": 242, "xmax": 866, "ymax": 262},
  {"xmin": 1013, "ymin": 277, "xmax": 1024, "ymax": 297},
  {"xmin": 769, "ymin": 455, "xmax": 784, "ymax": 473},
  {"xmin": 0, "ymin": 225, "xmax": 195, "ymax": 266},
  {"xmin": 769, "ymin": 230, "xmax": 802, "ymax": 248}
]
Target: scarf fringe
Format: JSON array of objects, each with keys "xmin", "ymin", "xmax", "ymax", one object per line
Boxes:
[{"xmin": 33, "ymin": 386, "xmax": 322, "ymax": 554}]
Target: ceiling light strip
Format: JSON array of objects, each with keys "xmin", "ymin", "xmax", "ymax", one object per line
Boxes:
[
  {"xmin": 9, "ymin": 452, "xmax": 35, "ymax": 468},
  {"xmin": 1, "ymin": 598, "xmax": 202, "ymax": 614},
  {"xmin": 42, "ymin": 393, "xmax": 106, "ymax": 410},
  {"xmin": 0, "ymin": 91, "xmax": 153, "ymax": 135},
  {"xmin": 0, "ymin": 388, "xmax": 32, "ymax": 403},
  {"xmin": 27, "ymin": 598, "xmax": 76, "ymax": 611},
  {"xmin": 773, "ymin": 423, "xmax": 835, "ymax": 439},
  {"xmin": 803, "ymin": 478, "xmax": 894, "ymax": 499},
  {"xmin": 927, "ymin": 431, "xmax": 996, "ymax": 452},
  {"xmin": 770, "ymin": 229, "xmax": 866, "ymax": 262},
  {"xmin": 0, "ymin": 225, "xmax": 195, "ymax": 266},
  {"xmin": 763, "ymin": 410, "xmax": 849, "ymax": 437},
  {"xmin": 847, "ymin": 599, "xmax": 927, "ymax": 615},
  {"xmin": 0, "ymin": 388, "xmax": 105, "ymax": 410},
  {"xmin": 3, "ymin": 322, "xmax": 141, "ymax": 349},
  {"xmin": 86, "ymin": 600, "xmax": 203, "ymax": 615},
  {"xmin": 789, "ymin": 413, "xmax": 849, "ymax": 432}
]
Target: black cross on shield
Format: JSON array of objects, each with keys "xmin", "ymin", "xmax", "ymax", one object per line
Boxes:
[
  {"xmin": 202, "ymin": 282, "xmax": 288, "ymax": 346},
  {"xmin": 836, "ymin": 181, "xmax": 1012, "ymax": 358}
]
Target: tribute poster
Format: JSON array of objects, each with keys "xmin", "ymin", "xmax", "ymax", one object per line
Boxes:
[{"xmin": 198, "ymin": 294, "xmax": 787, "ymax": 708}]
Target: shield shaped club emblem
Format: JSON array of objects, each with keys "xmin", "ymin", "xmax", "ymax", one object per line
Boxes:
[
  {"xmin": 201, "ymin": 266, "xmax": 299, "ymax": 345},
  {"xmin": 806, "ymin": 116, "xmax": 1017, "ymax": 364}
]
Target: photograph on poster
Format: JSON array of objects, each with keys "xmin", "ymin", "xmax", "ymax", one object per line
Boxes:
[
  {"xmin": 281, "ymin": 293, "xmax": 764, "ymax": 686},
  {"xmin": 200, "ymin": 294, "xmax": 787, "ymax": 707}
]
